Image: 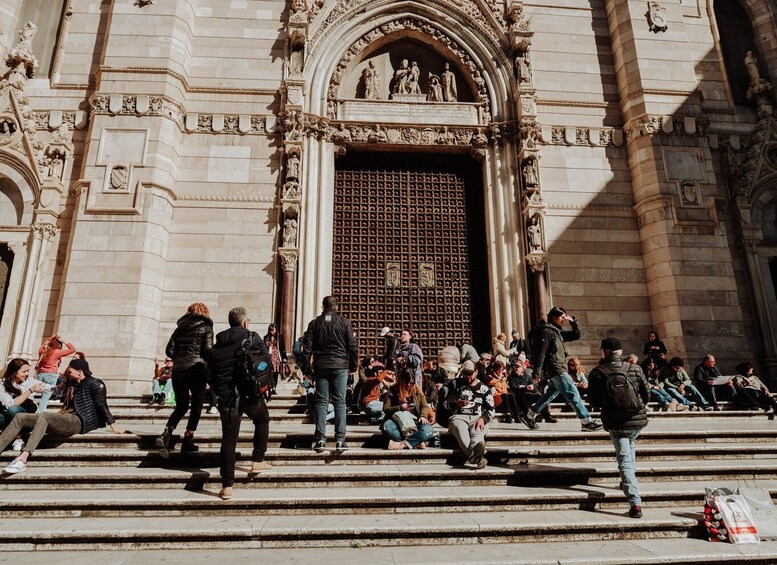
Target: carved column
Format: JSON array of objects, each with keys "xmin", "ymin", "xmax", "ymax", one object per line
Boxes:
[{"xmin": 279, "ymin": 250, "xmax": 299, "ymax": 349}]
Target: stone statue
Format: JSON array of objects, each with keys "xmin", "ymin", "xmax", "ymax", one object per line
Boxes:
[
  {"xmin": 523, "ymin": 160, "xmax": 539, "ymax": 186},
  {"xmin": 527, "ymin": 216, "xmax": 543, "ymax": 252},
  {"xmin": 5, "ymin": 21, "xmax": 38, "ymax": 88},
  {"xmin": 363, "ymin": 61, "xmax": 380, "ymax": 99},
  {"xmin": 515, "ymin": 53, "xmax": 530, "ymax": 84},
  {"xmin": 427, "ymin": 74, "xmax": 444, "ymax": 102},
  {"xmin": 331, "ymin": 123, "xmax": 352, "ymax": 144},
  {"xmin": 745, "ymin": 51, "xmax": 765, "ymax": 87},
  {"xmin": 18, "ymin": 22, "xmax": 37, "ymax": 49},
  {"xmin": 393, "ymin": 59, "xmax": 411, "ymax": 94},
  {"xmin": 441, "ymin": 63, "xmax": 458, "ymax": 102},
  {"xmin": 408, "ymin": 61, "xmax": 421, "ymax": 95},
  {"xmin": 283, "ymin": 218, "xmax": 298, "ymax": 248},
  {"xmin": 367, "ymin": 124, "xmax": 388, "ymax": 143},
  {"xmin": 286, "ymin": 152, "xmax": 301, "ymax": 180}
]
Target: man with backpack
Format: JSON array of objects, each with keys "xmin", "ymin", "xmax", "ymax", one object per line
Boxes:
[
  {"xmin": 209, "ymin": 307, "xmax": 272, "ymax": 501},
  {"xmin": 587, "ymin": 337, "xmax": 651, "ymax": 519}
]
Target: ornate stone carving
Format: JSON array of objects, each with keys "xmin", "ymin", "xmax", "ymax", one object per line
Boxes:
[
  {"xmin": 4, "ymin": 22, "xmax": 39, "ymax": 90},
  {"xmin": 367, "ymin": 125, "xmax": 388, "ymax": 143},
  {"xmin": 527, "ymin": 215, "xmax": 543, "ymax": 252},
  {"xmin": 362, "ymin": 61, "xmax": 381, "ymax": 100},
  {"xmin": 291, "ymin": 0, "xmax": 310, "ymax": 23},
  {"xmin": 90, "ymin": 93, "xmax": 186, "ymax": 129},
  {"xmin": 135, "ymin": 0, "xmax": 155, "ymax": 6},
  {"xmin": 32, "ymin": 222, "xmax": 59, "ymax": 241},
  {"xmin": 647, "ymin": 2, "xmax": 668, "ymax": 33},
  {"xmin": 738, "ymin": 239, "xmax": 759, "ymax": 254},
  {"xmin": 419, "ymin": 262, "xmax": 436, "ymax": 288},
  {"xmin": 0, "ymin": 117, "xmax": 19, "ymax": 144},
  {"xmin": 286, "ymin": 148, "xmax": 302, "ymax": 181},
  {"xmin": 679, "ymin": 180, "xmax": 701, "ymax": 207},
  {"xmin": 522, "ymin": 159, "xmax": 539, "ymax": 187},
  {"xmin": 526, "ymin": 254, "xmax": 548, "ymax": 273},
  {"xmin": 514, "ymin": 53, "xmax": 531, "ymax": 86},
  {"xmin": 441, "ymin": 63, "xmax": 458, "ymax": 102},
  {"xmin": 279, "ymin": 249, "xmax": 300, "ymax": 272},
  {"xmin": 385, "ymin": 262, "xmax": 401, "ymax": 288},
  {"xmin": 427, "ymin": 75, "xmax": 444, "ymax": 102},
  {"xmin": 109, "ymin": 165, "xmax": 130, "ymax": 191},
  {"xmin": 282, "ymin": 218, "xmax": 298, "ymax": 248},
  {"xmin": 283, "ymin": 181, "xmax": 302, "ymax": 201},
  {"xmin": 745, "ymin": 51, "xmax": 774, "ymax": 101},
  {"xmin": 326, "ymin": 18, "xmax": 492, "ymax": 121},
  {"xmin": 283, "ymin": 110, "xmax": 305, "ymax": 142}
]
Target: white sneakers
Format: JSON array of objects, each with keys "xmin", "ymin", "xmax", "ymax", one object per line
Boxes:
[
  {"xmin": 12, "ymin": 439, "xmax": 24, "ymax": 452},
  {"xmin": 208, "ymin": 406, "xmax": 218, "ymax": 415},
  {"xmin": 3, "ymin": 459, "xmax": 26, "ymax": 474}
]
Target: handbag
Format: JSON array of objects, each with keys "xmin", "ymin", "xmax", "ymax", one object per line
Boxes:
[{"xmin": 391, "ymin": 411, "xmax": 418, "ymax": 437}]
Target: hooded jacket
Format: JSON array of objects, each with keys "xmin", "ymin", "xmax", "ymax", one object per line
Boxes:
[
  {"xmin": 209, "ymin": 326, "xmax": 268, "ymax": 401},
  {"xmin": 301, "ymin": 309, "xmax": 359, "ymax": 374},
  {"xmin": 166, "ymin": 314, "xmax": 214, "ymax": 372},
  {"xmin": 530, "ymin": 319, "xmax": 581, "ymax": 380}
]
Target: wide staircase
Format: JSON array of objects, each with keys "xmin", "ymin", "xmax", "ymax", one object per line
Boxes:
[{"xmin": 2, "ymin": 382, "xmax": 777, "ymax": 562}]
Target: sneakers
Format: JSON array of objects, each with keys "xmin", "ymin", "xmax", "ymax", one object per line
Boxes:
[
  {"xmin": 148, "ymin": 393, "xmax": 160, "ymax": 406},
  {"xmin": 581, "ymin": 420, "xmax": 603, "ymax": 432},
  {"xmin": 219, "ymin": 487, "xmax": 233, "ymax": 501},
  {"xmin": 181, "ymin": 435, "xmax": 199, "ymax": 454},
  {"xmin": 429, "ymin": 432, "xmax": 442, "ymax": 449},
  {"xmin": 519, "ymin": 411, "xmax": 539, "ymax": 431},
  {"xmin": 313, "ymin": 440, "xmax": 326, "ymax": 453},
  {"xmin": 542, "ymin": 411, "xmax": 558, "ymax": 424},
  {"xmin": 251, "ymin": 461, "xmax": 272, "ymax": 473},
  {"xmin": 335, "ymin": 441, "xmax": 349, "ymax": 453},
  {"xmin": 3, "ymin": 458, "xmax": 26, "ymax": 474},
  {"xmin": 208, "ymin": 406, "xmax": 218, "ymax": 415},
  {"xmin": 156, "ymin": 427, "xmax": 172, "ymax": 458},
  {"xmin": 12, "ymin": 439, "xmax": 24, "ymax": 452},
  {"xmin": 629, "ymin": 505, "xmax": 643, "ymax": 519},
  {"xmin": 466, "ymin": 442, "xmax": 487, "ymax": 469},
  {"xmin": 703, "ymin": 406, "xmax": 715, "ymax": 412},
  {"xmin": 689, "ymin": 404, "xmax": 700, "ymax": 412}
]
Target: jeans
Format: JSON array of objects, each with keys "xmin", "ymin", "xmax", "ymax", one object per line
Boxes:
[
  {"xmin": 314, "ymin": 368, "xmax": 348, "ymax": 443},
  {"xmin": 152, "ymin": 379, "xmax": 173, "ymax": 397},
  {"xmin": 6, "ymin": 399, "xmax": 37, "ymax": 422},
  {"xmin": 670, "ymin": 384, "xmax": 707, "ymax": 407},
  {"xmin": 664, "ymin": 387, "xmax": 694, "ymax": 406},
  {"xmin": 0, "ymin": 412, "xmax": 81, "ymax": 455},
  {"xmin": 381, "ymin": 418, "xmax": 434, "ymax": 448},
  {"xmin": 166, "ymin": 364, "xmax": 207, "ymax": 432},
  {"xmin": 218, "ymin": 395, "xmax": 269, "ymax": 488},
  {"xmin": 363, "ymin": 400, "xmax": 385, "ymax": 421},
  {"xmin": 448, "ymin": 414, "xmax": 488, "ymax": 456},
  {"xmin": 36, "ymin": 373, "xmax": 60, "ymax": 413},
  {"xmin": 649, "ymin": 388, "xmax": 674, "ymax": 406},
  {"xmin": 610, "ymin": 428, "xmax": 642, "ymax": 506},
  {"xmin": 532, "ymin": 372, "xmax": 592, "ymax": 422}
]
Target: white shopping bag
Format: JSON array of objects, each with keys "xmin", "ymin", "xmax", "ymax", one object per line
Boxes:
[
  {"xmin": 716, "ymin": 494, "xmax": 760, "ymax": 544},
  {"xmin": 737, "ymin": 488, "xmax": 777, "ymax": 541}
]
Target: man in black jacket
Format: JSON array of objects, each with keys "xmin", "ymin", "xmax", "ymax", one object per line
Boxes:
[
  {"xmin": 1, "ymin": 359, "xmax": 124, "ymax": 475},
  {"xmin": 380, "ymin": 327, "xmax": 398, "ymax": 369},
  {"xmin": 693, "ymin": 354, "xmax": 734, "ymax": 410},
  {"xmin": 302, "ymin": 296, "xmax": 358, "ymax": 453},
  {"xmin": 522, "ymin": 306, "xmax": 602, "ymax": 432},
  {"xmin": 588, "ymin": 338, "xmax": 650, "ymax": 519},
  {"xmin": 209, "ymin": 306, "xmax": 272, "ymax": 501}
]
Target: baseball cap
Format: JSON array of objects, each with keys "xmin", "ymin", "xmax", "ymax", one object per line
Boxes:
[
  {"xmin": 379, "ymin": 327, "xmax": 391, "ymax": 337},
  {"xmin": 461, "ymin": 360, "xmax": 476, "ymax": 375},
  {"xmin": 68, "ymin": 358, "xmax": 92, "ymax": 377}
]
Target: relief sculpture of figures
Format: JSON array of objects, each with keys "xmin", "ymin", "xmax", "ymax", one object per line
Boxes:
[
  {"xmin": 283, "ymin": 218, "xmax": 298, "ymax": 248},
  {"xmin": 527, "ymin": 216, "xmax": 543, "ymax": 252},
  {"xmin": 523, "ymin": 160, "xmax": 539, "ymax": 187},
  {"xmin": 362, "ymin": 61, "xmax": 381, "ymax": 99},
  {"xmin": 286, "ymin": 152, "xmax": 301, "ymax": 180},
  {"xmin": 441, "ymin": 63, "xmax": 457, "ymax": 102},
  {"xmin": 427, "ymin": 74, "xmax": 444, "ymax": 102},
  {"xmin": 393, "ymin": 59, "xmax": 411, "ymax": 94}
]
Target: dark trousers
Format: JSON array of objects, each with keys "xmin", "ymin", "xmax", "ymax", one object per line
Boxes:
[
  {"xmin": 166, "ymin": 364, "xmax": 207, "ymax": 432},
  {"xmin": 499, "ymin": 393, "xmax": 522, "ymax": 421},
  {"xmin": 736, "ymin": 388, "xmax": 777, "ymax": 411},
  {"xmin": 219, "ymin": 395, "xmax": 270, "ymax": 488},
  {"xmin": 514, "ymin": 388, "xmax": 541, "ymax": 414},
  {"xmin": 696, "ymin": 382, "xmax": 735, "ymax": 407}
]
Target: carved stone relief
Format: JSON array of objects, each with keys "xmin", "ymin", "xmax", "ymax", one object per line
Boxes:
[
  {"xmin": 386, "ymin": 262, "xmax": 401, "ymax": 288},
  {"xmin": 283, "ymin": 218, "xmax": 298, "ymax": 248},
  {"xmin": 419, "ymin": 262, "xmax": 436, "ymax": 288},
  {"xmin": 109, "ymin": 165, "xmax": 130, "ymax": 191},
  {"xmin": 647, "ymin": 2, "xmax": 668, "ymax": 33}
]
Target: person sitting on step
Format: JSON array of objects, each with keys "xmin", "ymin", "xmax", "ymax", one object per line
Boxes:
[
  {"xmin": 485, "ymin": 361, "xmax": 521, "ymax": 424},
  {"xmin": 733, "ymin": 362, "xmax": 777, "ymax": 412},
  {"xmin": 0, "ymin": 359, "xmax": 49, "ymax": 450},
  {"xmin": 444, "ymin": 360, "xmax": 495, "ymax": 469},
  {"xmin": 641, "ymin": 358, "xmax": 687, "ymax": 412},
  {"xmin": 660, "ymin": 357, "xmax": 711, "ymax": 411},
  {"xmin": 0, "ymin": 359, "xmax": 124, "ymax": 475},
  {"xmin": 150, "ymin": 357, "xmax": 173, "ymax": 405},
  {"xmin": 381, "ymin": 368, "xmax": 434, "ymax": 450},
  {"xmin": 693, "ymin": 354, "xmax": 735, "ymax": 411},
  {"xmin": 508, "ymin": 361, "xmax": 556, "ymax": 423},
  {"xmin": 567, "ymin": 357, "xmax": 588, "ymax": 399},
  {"xmin": 360, "ymin": 365, "xmax": 394, "ymax": 424}
]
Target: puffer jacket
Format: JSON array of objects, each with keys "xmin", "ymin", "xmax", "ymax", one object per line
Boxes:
[
  {"xmin": 301, "ymin": 309, "xmax": 358, "ymax": 373},
  {"xmin": 65, "ymin": 376, "xmax": 116, "ymax": 434},
  {"xmin": 588, "ymin": 353, "xmax": 650, "ymax": 431},
  {"xmin": 209, "ymin": 327, "xmax": 268, "ymax": 401},
  {"xmin": 166, "ymin": 314, "xmax": 214, "ymax": 372},
  {"xmin": 530, "ymin": 319, "xmax": 581, "ymax": 380}
]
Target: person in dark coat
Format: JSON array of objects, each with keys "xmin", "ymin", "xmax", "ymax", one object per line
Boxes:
[
  {"xmin": 156, "ymin": 302, "xmax": 214, "ymax": 457},
  {"xmin": 588, "ymin": 338, "xmax": 650, "ymax": 519},
  {"xmin": 642, "ymin": 331, "xmax": 667, "ymax": 367},
  {"xmin": 380, "ymin": 327, "xmax": 398, "ymax": 369},
  {"xmin": 693, "ymin": 354, "xmax": 734, "ymax": 409}
]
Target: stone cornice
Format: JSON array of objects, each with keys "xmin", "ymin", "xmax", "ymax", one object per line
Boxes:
[{"xmin": 98, "ymin": 67, "xmax": 279, "ymax": 96}]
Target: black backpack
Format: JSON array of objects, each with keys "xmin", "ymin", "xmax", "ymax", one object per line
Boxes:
[
  {"xmin": 598, "ymin": 362, "xmax": 642, "ymax": 417},
  {"xmin": 236, "ymin": 332, "xmax": 274, "ymax": 400}
]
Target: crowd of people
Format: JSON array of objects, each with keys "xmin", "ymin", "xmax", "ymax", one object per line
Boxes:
[{"xmin": 0, "ymin": 298, "xmax": 771, "ymax": 515}]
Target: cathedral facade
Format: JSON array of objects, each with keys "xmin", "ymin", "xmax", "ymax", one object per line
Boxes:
[{"xmin": 0, "ymin": 0, "xmax": 776, "ymax": 391}]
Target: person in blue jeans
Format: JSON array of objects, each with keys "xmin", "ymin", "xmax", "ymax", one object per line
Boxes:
[
  {"xmin": 381, "ymin": 368, "xmax": 434, "ymax": 450},
  {"xmin": 522, "ymin": 307, "xmax": 602, "ymax": 432},
  {"xmin": 301, "ymin": 296, "xmax": 359, "ymax": 453},
  {"xmin": 587, "ymin": 338, "xmax": 650, "ymax": 519}
]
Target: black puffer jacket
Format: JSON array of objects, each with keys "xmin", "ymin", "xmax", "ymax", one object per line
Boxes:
[
  {"xmin": 166, "ymin": 314, "xmax": 214, "ymax": 372},
  {"xmin": 530, "ymin": 319, "xmax": 581, "ymax": 380},
  {"xmin": 66, "ymin": 376, "xmax": 115, "ymax": 434},
  {"xmin": 588, "ymin": 353, "xmax": 650, "ymax": 431},
  {"xmin": 301, "ymin": 309, "xmax": 358, "ymax": 374},
  {"xmin": 209, "ymin": 327, "xmax": 268, "ymax": 400}
]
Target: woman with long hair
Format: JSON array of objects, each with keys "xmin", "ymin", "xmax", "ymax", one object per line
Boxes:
[
  {"xmin": 643, "ymin": 331, "xmax": 667, "ymax": 367},
  {"xmin": 156, "ymin": 302, "xmax": 213, "ymax": 457},
  {"xmin": 0, "ymin": 359, "xmax": 48, "ymax": 448},
  {"xmin": 264, "ymin": 323, "xmax": 287, "ymax": 393},
  {"xmin": 35, "ymin": 334, "xmax": 76, "ymax": 413},
  {"xmin": 567, "ymin": 357, "xmax": 588, "ymax": 397},
  {"xmin": 380, "ymin": 367, "xmax": 434, "ymax": 450}
]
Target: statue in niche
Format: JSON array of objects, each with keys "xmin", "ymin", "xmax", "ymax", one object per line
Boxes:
[
  {"xmin": 393, "ymin": 59, "xmax": 411, "ymax": 94},
  {"xmin": 290, "ymin": 46, "xmax": 304, "ymax": 74},
  {"xmin": 286, "ymin": 152, "xmax": 301, "ymax": 180},
  {"xmin": 441, "ymin": 63, "xmax": 458, "ymax": 102},
  {"xmin": 523, "ymin": 160, "xmax": 539, "ymax": 187},
  {"xmin": 362, "ymin": 61, "xmax": 381, "ymax": 99},
  {"xmin": 408, "ymin": 61, "xmax": 421, "ymax": 94},
  {"xmin": 745, "ymin": 51, "xmax": 766, "ymax": 87},
  {"xmin": 527, "ymin": 216, "xmax": 543, "ymax": 252},
  {"xmin": 427, "ymin": 74, "xmax": 444, "ymax": 102},
  {"xmin": 515, "ymin": 53, "xmax": 531, "ymax": 84},
  {"xmin": 283, "ymin": 218, "xmax": 298, "ymax": 248}
]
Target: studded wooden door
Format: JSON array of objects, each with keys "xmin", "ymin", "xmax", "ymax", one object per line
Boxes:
[{"xmin": 332, "ymin": 151, "xmax": 491, "ymax": 358}]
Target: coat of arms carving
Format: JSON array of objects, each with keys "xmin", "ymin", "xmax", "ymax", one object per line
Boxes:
[{"xmin": 647, "ymin": 2, "xmax": 668, "ymax": 33}]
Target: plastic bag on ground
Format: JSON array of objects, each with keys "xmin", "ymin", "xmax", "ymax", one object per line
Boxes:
[{"xmin": 737, "ymin": 487, "xmax": 777, "ymax": 541}]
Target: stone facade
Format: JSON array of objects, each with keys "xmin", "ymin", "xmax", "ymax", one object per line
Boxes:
[{"xmin": 0, "ymin": 0, "xmax": 776, "ymax": 391}]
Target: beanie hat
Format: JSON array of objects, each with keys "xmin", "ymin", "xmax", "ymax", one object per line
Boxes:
[
  {"xmin": 600, "ymin": 337, "xmax": 622, "ymax": 351},
  {"xmin": 547, "ymin": 306, "xmax": 566, "ymax": 320}
]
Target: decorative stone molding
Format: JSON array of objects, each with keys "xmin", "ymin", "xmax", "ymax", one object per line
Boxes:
[
  {"xmin": 324, "ymin": 121, "xmax": 489, "ymax": 150},
  {"xmin": 33, "ymin": 111, "xmax": 88, "ymax": 131},
  {"xmin": 326, "ymin": 17, "xmax": 493, "ymax": 122},
  {"xmin": 737, "ymin": 238, "xmax": 760, "ymax": 254},
  {"xmin": 624, "ymin": 115, "xmax": 710, "ymax": 142},
  {"xmin": 279, "ymin": 249, "xmax": 300, "ymax": 272},
  {"xmin": 526, "ymin": 254, "xmax": 548, "ymax": 273},
  {"xmin": 4, "ymin": 23, "xmax": 39, "ymax": 90},
  {"xmin": 91, "ymin": 94, "xmax": 184, "ymax": 126},
  {"xmin": 31, "ymin": 222, "xmax": 58, "ymax": 241},
  {"xmin": 545, "ymin": 126, "xmax": 622, "ymax": 148},
  {"xmin": 647, "ymin": 2, "xmax": 668, "ymax": 33}
]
